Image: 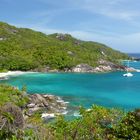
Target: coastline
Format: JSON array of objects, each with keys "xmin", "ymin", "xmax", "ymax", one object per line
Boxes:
[
  {"xmin": 0, "ymin": 71, "xmax": 37, "ymax": 80},
  {"xmin": 24, "ymin": 93, "xmax": 69, "ymax": 120},
  {"xmin": 0, "ymin": 67, "xmax": 139, "ymax": 80},
  {"xmin": 1, "ymin": 59, "xmax": 140, "ymax": 79},
  {"xmin": 0, "ymin": 60, "xmax": 140, "ymax": 80}
]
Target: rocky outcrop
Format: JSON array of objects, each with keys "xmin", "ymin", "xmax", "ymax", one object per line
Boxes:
[
  {"xmin": 25, "ymin": 94, "xmax": 68, "ymax": 119},
  {"xmin": 31, "ymin": 59, "xmax": 137, "ymax": 73},
  {"xmin": 56, "ymin": 33, "xmax": 67, "ymax": 41},
  {"xmin": 98, "ymin": 60, "xmax": 126, "ymax": 71},
  {"xmin": 70, "ymin": 60, "xmax": 136, "ymax": 73},
  {"xmin": 71, "ymin": 64, "xmax": 95, "ymax": 73},
  {"xmin": 71, "ymin": 63, "xmax": 122, "ymax": 73},
  {"xmin": 94, "ymin": 65, "xmax": 112, "ymax": 72}
]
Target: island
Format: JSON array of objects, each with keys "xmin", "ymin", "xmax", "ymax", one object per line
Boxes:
[{"xmin": 0, "ymin": 22, "xmax": 140, "ymax": 140}]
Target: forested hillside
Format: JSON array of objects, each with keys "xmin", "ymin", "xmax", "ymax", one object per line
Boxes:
[{"xmin": 0, "ymin": 22, "xmax": 129, "ymax": 71}]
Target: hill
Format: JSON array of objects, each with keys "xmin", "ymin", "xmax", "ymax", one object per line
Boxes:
[{"xmin": 0, "ymin": 22, "xmax": 129, "ymax": 71}]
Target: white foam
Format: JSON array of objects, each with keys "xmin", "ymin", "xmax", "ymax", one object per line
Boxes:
[
  {"xmin": 73, "ymin": 112, "xmax": 82, "ymax": 117},
  {"xmin": 136, "ymin": 69, "xmax": 140, "ymax": 72},
  {"xmin": 64, "ymin": 101, "xmax": 69, "ymax": 104},
  {"xmin": 61, "ymin": 111, "xmax": 68, "ymax": 115}
]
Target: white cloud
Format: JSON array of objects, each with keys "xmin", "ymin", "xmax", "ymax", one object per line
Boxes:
[
  {"xmin": 10, "ymin": 19, "xmax": 140, "ymax": 53},
  {"xmin": 77, "ymin": 0, "xmax": 140, "ymax": 21},
  {"xmin": 15, "ymin": 22, "xmax": 140, "ymax": 52},
  {"xmin": 35, "ymin": 0, "xmax": 140, "ymax": 22}
]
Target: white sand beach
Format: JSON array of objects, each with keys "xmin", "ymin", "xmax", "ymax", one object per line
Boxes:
[{"xmin": 0, "ymin": 71, "xmax": 34, "ymax": 80}]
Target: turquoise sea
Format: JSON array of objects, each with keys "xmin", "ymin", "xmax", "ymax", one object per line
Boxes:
[{"xmin": 0, "ymin": 61, "xmax": 140, "ymax": 112}]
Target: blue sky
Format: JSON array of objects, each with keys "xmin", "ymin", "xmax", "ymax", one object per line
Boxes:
[{"xmin": 0, "ymin": 0, "xmax": 140, "ymax": 52}]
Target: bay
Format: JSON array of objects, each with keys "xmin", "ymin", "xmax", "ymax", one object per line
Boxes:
[{"xmin": 0, "ymin": 61, "xmax": 140, "ymax": 111}]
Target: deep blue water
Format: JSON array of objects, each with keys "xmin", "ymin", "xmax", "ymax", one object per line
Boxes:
[
  {"xmin": 0, "ymin": 62, "xmax": 140, "ymax": 111},
  {"xmin": 123, "ymin": 60, "xmax": 140, "ymax": 69},
  {"xmin": 128, "ymin": 53, "xmax": 140, "ymax": 58}
]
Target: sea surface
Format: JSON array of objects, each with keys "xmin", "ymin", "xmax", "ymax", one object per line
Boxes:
[
  {"xmin": 128, "ymin": 53, "xmax": 140, "ymax": 58},
  {"xmin": 0, "ymin": 61, "xmax": 140, "ymax": 114}
]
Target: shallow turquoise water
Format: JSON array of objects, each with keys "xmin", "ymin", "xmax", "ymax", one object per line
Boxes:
[{"xmin": 1, "ymin": 63, "xmax": 140, "ymax": 111}]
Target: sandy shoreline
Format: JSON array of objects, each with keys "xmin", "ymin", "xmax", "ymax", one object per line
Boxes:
[
  {"xmin": 0, "ymin": 67, "xmax": 140, "ymax": 80},
  {"xmin": 0, "ymin": 71, "xmax": 35, "ymax": 79}
]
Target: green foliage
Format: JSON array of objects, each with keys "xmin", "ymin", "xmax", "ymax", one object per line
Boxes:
[
  {"xmin": 0, "ymin": 84, "xmax": 29, "ymax": 107},
  {"xmin": 49, "ymin": 105, "xmax": 124, "ymax": 140},
  {"xmin": 0, "ymin": 22, "xmax": 129, "ymax": 71},
  {"xmin": 0, "ymin": 103, "xmax": 24, "ymax": 140},
  {"xmin": 114, "ymin": 109, "xmax": 140, "ymax": 139},
  {"xmin": 49, "ymin": 107, "xmax": 140, "ymax": 140}
]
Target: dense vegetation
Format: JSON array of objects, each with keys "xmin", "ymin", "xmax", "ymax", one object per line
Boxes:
[
  {"xmin": 0, "ymin": 22, "xmax": 129, "ymax": 71},
  {"xmin": 0, "ymin": 84, "xmax": 140, "ymax": 140}
]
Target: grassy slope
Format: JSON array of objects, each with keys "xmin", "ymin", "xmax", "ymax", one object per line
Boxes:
[{"xmin": 0, "ymin": 22, "xmax": 129, "ymax": 71}]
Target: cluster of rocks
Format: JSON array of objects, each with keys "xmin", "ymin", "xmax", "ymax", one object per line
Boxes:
[
  {"xmin": 70, "ymin": 64, "xmax": 113, "ymax": 73},
  {"xmin": 24, "ymin": 94, "xmax": 68, "ymax": 119},
  {"xmin": 31, "ymin": 59, "xmax": 137, "ymax": 73},
  {"xmin": 6, "ymin": 28, "xmax": 18, "ymax": 34},
  {"xmin": 74, "ymin": 40, "xmax": 81, "ymax": 45},
  {"xmin": 71, "ymin": 64, "xmax": 95, "ymax": 73},
  {"xmin": 69, "ymin": 59, "xmax": 138, "ymax": 73},
  {"xmin": 56, "ymin": 33, "xmax": 81, "ymax": 45},
  {"xmin": 56, "ymin": 33, "xmax": 68, "ymax": 41},
  {"xmin": 70, "ymin": 63, "xmax": 121, "ymax": 73}
]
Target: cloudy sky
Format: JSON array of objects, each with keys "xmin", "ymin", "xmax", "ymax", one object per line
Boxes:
[{"xmin": 0, "ymin": 0, "xmax": 140, "ymax": 52}]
